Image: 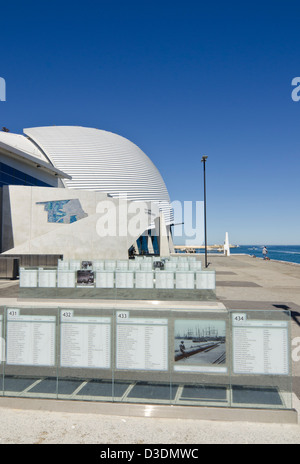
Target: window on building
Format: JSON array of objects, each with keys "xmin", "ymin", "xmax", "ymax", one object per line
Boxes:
[{"xmin": 0, "ymin": 162, "xmax": 52, "ymax": 187}]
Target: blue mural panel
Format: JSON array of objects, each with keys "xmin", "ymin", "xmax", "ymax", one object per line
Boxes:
[{"xmin": 37, "ymin": 199, "xmax": 88, "ymax": 224}]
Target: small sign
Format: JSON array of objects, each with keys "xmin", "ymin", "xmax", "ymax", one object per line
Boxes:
[
  {"xmin": 61, "ymin": 310, "xmax": 74, "ymax": 320},
  {"xmin": 232, "ymin": 313, "xmax": 247, "ymax": 324},
  {"xmin": 116, "ymin": 311, "xmax": 130, "ymax": 322},
  {"xmin": 7, "ymin": 308, "xmax": 20, "ymax": 318}
]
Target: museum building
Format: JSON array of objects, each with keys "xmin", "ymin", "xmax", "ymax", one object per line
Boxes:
[{"xmin": 0, "ymin": 126, "xmax": 174, "ymax": 264}]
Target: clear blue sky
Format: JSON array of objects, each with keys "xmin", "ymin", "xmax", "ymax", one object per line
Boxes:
[{"xmin": 1, "ymin": 0, "xmax": 300, "ymax": 245}]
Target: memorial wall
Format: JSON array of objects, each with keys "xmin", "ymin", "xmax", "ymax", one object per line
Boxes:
[
  {"xmin": 0, "ymin": 305, "xmax": 292, "ymax": 410},
  {"xmin": 19, "ymin": 256, "xmax": 214, "ymax": 290},
  {"xmin": 4, "ymin": 255, "xmax": 293, "ymax": 412}
]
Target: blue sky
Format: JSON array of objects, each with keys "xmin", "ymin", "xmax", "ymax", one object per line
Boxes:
[{"xmin": 0, "ymin": 0, "xmax": 300, "ymax": 245}]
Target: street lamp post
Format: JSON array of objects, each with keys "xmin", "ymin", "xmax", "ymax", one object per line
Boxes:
[{"xmin": 201, "ymin": 155, "xmax": 208, "ymax": 268}]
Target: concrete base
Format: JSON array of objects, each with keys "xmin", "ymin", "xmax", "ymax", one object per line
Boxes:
[
  {"xmin": 0, "ymin": 396, "xmax": 297, "ymax": 424},
  {"xmin": 18, "ymin": 287, "xmax": 217, "ymax": 302}
]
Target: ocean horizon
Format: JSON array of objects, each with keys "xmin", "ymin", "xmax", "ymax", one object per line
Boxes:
[
  {"xmin": 176, "ymin": 245, "xmax": 300, "ymax": 265},
  {"xmin": 228, "ymin": 245, "xmax": 300, "ymax": 265}
]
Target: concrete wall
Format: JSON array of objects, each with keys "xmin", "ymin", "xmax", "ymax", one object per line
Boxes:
[{"xmin": 2, "ymin": 186, "xmax": 160, "ymax": 260}]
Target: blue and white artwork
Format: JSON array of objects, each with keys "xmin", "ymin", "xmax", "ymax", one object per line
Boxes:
[{"xmin": 37, "ymin": 199, "xmax": 88, "ymax": 224}]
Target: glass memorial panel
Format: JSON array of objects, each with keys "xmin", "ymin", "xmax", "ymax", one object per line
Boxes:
[
  {"xmin": 113, "ymin": 307, "xmax": 172, "ymax": 404},
  {"xmin": 229, "ymin": 310, "xmax": 292, "ymax": 410},
  {"xmin": 58, "ymin": 260, "xmax": 69, "ymax": 270},
  {"xmin": 104, "ymin": 260, "xmax": 116, "ymax": 271},
  {"xmin": 38, "ymin": 269, "xmax": 57, "ymax": 288},
  {"xmin": 140, "ymin": 262, "xmax": 153, "ymax": 271},
  {"xmin": 19, "ymin": 268, "xmax": 38, "ymax": 288},
  {"xmin": 128, "ymin": 261, "xmax": 140, "ymax": 271},
  {"xmin": 69, "ymin": 260, "xmax": 81, "ymax": 271},
  {"xmin": 164, "ymin": 262, "xmax": 177, "ymax": 271},
  {"xmin": 170, "ymin": 308, "xmax": 230, "ymax": 407},
  {"xmin": 175, "ymin": 271, "xmax": 195, "ymax": 289},
  {"xmin": 189, "ymin": 261, "xmax": 202, "ymax": 271},
  {"xmin": 116, "ymin": 260, "xmax": 128, "ymax": 270},
  {"xmin": 95, "ymin": 271, "xmax": 114, "ymax": 288},
  {"xmin": 0, "ymin": 307, "xmax": 4, "ymax": 396},
  {"xmin": 92, "ymin": 260, "xmax": 105, "ymax": 271},
  {"xmin": 135, "ymin": 271, "xmax": 154, "ymax": 289},
  {"xmin": 57, "ymin": 307, "xmax": 114, "ymax": 401},
  {"xmin": 115, "ymin": 271, "xmax": 134, "ymax": 289},
  {"xmin": 57, "ymin": 270, "xmax": 76, "ymax": 288},
  {"xmin": 177, "ymin": 262, "xmax": 190, "ymax": 271},
  {"xmin": 81, "ymin": 261, "xmax": 93, "ymax": 271},
  {"xmin": 195, "ymin": 271, "xmax": 216, "ymax": 290},
  {"xmin": 155, "ymin": 271, "xmax": 174, "ymax": 289},
  {"xmin": 3, "ymin": 306, "xmax": 58, "ymax": 399},
  {"xmin": 76, "ymin": 269, "xmax": 95, "ymax": 288}
]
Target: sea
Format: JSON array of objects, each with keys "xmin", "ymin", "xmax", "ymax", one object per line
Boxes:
[{"xmin": 198, "ymin": 245, "xmax": 300, "ymax": 265}]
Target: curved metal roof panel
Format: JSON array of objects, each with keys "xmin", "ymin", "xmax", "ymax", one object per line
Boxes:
[
  {"xmin": 0, "ymin": 131, "xmax": 48, "ymax": 162},
  {"xmin": 0, "ymin": 131, "xmax": 71, "ymax": 178},
  {"xmin": 24, "ymin": 126, "xmax": 173, "ymax": 224}
]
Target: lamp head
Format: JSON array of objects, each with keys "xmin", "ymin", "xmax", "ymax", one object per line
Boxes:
[{"xmin": 201, "ymin": 155, "xmax": 208, "ymax": 162}]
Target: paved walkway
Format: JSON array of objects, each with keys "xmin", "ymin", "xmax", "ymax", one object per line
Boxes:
[{"xmin": 0, "ymin": 399, "xmax": 299, "ymax": 444}]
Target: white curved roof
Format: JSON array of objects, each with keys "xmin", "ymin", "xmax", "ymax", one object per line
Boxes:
[
  {"xmin": 0, "ymin": 131, "xmax": 70, "ymax": 179},
  {"xmin": 0, "ymin": 132, "xmax": 47, "ymax": 161},
  {"xmin": 24, "ymin": 126, "xmax": 173, "ymax": 224}
]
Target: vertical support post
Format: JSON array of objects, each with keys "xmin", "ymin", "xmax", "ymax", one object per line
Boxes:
[{"xmin": 201, "ymin": 156, "xmax": 208, "ymax": 268}]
